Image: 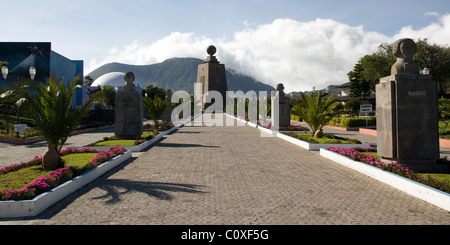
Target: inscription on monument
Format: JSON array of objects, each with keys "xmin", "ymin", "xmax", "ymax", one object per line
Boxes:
[{"xmin": 407, "ymin": 90, "xmax": 426, "ymax": 96}]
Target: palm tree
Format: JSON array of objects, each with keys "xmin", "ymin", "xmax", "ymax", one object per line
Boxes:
[
  {"xmin": 143, "ymin": 95, "xmax": 170, "ymax": 130},
  {"xmin": 291, "ymin": 92, "xmax": 343, "ymax": 138},
  {"xmin": 12, "ymin": 74, "xmax": 102, "ymax": 170}
]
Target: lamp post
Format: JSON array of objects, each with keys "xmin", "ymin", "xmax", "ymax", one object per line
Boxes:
[
  {"xmin": 1, "ymin": 66, "xmax": 7, "ymax": 80},
  {"xmin": 29, "ymin": 67, "xmax": 36, "ymax": 80}
]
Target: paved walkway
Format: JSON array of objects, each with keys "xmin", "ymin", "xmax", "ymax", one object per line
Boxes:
[{"xmin": 1, "ymin": 116, "xmax": 450, "ymax": 225}]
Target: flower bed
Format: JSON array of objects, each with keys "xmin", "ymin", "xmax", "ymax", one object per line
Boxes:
[
  {"xmin": 321, "ymin": 147, "xmax": 450, "ymax": 212},
  {"xmin": 0, "ymin": 146, "xmax": 126, "ymax": 201},
  {"xmin": 143, "ymin": 122, "xmax": 174, "ymax": 131},
  {"xmin": 0, "ymin": 146, "xmax": 131, "ymax": 218},
  {"xmin": 326, "ymin": 146, "xmax": 450, "ymax": 194}
]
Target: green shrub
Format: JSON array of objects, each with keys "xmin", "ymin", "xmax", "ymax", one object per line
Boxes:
[
  {"xmin": 340, "ymin": 116, "xmax": 376, "ymax": 128},
  {"xmin": 327, "ymin": 117, "xmax": 342, "ymax": 126}
]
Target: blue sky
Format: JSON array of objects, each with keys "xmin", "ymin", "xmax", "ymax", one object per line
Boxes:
[{"xmin": 2, "ymin": 0, "xmax": 450, "ymax": 92}]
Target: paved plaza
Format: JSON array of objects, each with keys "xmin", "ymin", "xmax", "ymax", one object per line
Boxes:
[{"xmin": 1, "ymin": 116, "xmax": 450, "ymax": 225}]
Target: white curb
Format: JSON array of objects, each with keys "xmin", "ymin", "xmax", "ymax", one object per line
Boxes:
[{"xmin": 320, "ymin": 148, "xmax": 450, "ymax": 212}]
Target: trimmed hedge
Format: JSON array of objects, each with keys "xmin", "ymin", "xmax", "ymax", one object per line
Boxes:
[
  {"xmin": 292, "ymin": 115, "xmax": 377, "ymax": 128},
  {"xmin": 339, "ymin": 117, "xmax": 376, "ymax": 128}
]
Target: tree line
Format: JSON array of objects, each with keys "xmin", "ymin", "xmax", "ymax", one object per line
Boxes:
[{"xmin": 347, "ymin": 39, "xmax": 450, "ymax": 99}]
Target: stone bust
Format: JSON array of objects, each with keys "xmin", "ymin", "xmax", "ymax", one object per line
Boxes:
[
  {"xmin": 276, "ymin": 83, "xmax": 286, "ymax": 97},
  {"xmin": 391, "ymin": 38, "xmax": 419, "ymax": 75},
  {"xmin": 123, "ymin": 72, "xmax": 136, "ymax": 91},
  {"xmin": 165, "ymin": 89, "xmax": 173, "ymax": 102}
]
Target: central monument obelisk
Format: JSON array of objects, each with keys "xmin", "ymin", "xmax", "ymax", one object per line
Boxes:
[{"xmin": 196, "ymin": 45, "xmax": 228, "ymax": 111}]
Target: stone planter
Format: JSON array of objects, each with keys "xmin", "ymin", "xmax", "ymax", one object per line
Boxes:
[
  {"xmin": 275, "ymin": 132, "xmax": 370, "ymax": 151},
  {"xmin": 0, "ymin": 150, "xmax": 132, "ymax": 218},
  {"xmin": 320, "ymin": 148, "xmax": 450, "ymax": 212}
]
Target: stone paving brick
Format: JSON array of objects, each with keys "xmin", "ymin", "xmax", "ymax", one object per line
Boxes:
[{"xmin": 1, "ymin": 117, "xmax": 450, "ymax": 225}]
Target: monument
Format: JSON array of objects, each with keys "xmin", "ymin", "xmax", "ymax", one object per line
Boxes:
[
  {"xmin": 196, "ymin": 45, "xmax": 228, "ymax": 111},
  {"xmin": 376, "ymin": 38, "xmax": 444, "ymax": 173},
  {"xmin": 271, "ymin": 83, "xmax": 291, "ymax": 128},
  {"xmin": 115, "ymin": 72, "xmax": 143, "ymax": 139},
  {"xmin": 161, "ymin": 89, "xmax": 174, "ymax": 122}
]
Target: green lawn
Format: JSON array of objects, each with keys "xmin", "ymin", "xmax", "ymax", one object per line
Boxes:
[
  {"xmin": 282, "ymin": 132, "xmax": 361, "ymax": 144},
  {"xmin": 0, "ymin": 153, "xmax": 97, "ymax": 191},
  {"xmin": 94, "ymin": 139, "xmax": 137, "ymax": 146},
  {"xmin": 91, "ymin": 133, "xmax": 155, "ymax": 146}
]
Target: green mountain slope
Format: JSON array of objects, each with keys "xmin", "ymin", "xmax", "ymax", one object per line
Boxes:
[{"xmin": 87, "ymin": 58, "xmax": 274, "ymax": 93}]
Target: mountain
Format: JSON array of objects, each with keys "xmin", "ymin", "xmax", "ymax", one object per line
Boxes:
[{"xmin": 87, "ymin": 57, "xmax": 275, "ymax": 93}]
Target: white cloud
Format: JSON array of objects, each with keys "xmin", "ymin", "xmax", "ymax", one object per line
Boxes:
[
  {"xmin": 86, "ymin": 32, "xmax": 214, "ymax": 73},
  {"xmin": 394, "ymin": 14, "xmax": 450, "ymax": 45},
  {"xmin": 424, "ymin": 12, "xmax": 439, "ymax": 17},
  {"xmin": 86, "ymin": 15, "xmax": 450, "ymax": 93}
]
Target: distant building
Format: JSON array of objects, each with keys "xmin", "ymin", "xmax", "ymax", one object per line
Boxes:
[{"xmin": 337, "ymin": 81, "xmax": 375, "ymax": 103}]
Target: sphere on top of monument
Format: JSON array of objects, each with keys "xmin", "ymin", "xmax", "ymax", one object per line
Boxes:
[{"xmin": 207, "ymin": 45, "xmax": 217, "ymax": 56}]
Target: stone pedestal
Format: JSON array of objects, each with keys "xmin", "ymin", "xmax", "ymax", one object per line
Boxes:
[
  {"xmin": 115, "ymin": 72, "xmax": 143, "ymax": 139},
  {"xmin": 271, "ymin": 83, "xmax": 291, "ymax": 127},
  {"xmin": 376, "ymin": 74, "xmax": 443, "ymax": 172},
  {"xmin": 161, "ymin": 89, "xmax": 174, "ymax": 122}
]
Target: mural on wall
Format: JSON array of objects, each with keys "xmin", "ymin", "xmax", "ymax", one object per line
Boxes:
[{"xmin": 0, "ymin": 42, "xmax": 51, "ymax": 84}]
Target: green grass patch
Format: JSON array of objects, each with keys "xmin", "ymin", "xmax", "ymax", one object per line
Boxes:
[
  {"xmin": 364, "ymin": 152, "xmax": 381, "ymax": 159},
  {"xmin": 89, "ymin": 132, "xmax": 156, "ymax": 146},
  {"xmin": 418, "ymin": 173, "xmax": 450, "ymax": 185},
  {"xmin": 0, "ymin": 165, "xmax": 50, "ymax": 191},
  {"xmin": 0, "ymin": 153, "xmax": 96, "ymax": 191},
  {"xmin": 282, "ymin": 132, "xmax": 361, "ymax": 144},
  {"xmin": 94, "ymin": 139, "xmax": 136, "ymax": 146}
]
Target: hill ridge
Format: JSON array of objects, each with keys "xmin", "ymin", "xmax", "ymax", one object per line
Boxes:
[{"xmin": 87, "ymin": 58, "xmax": 274, "ymax": 93}]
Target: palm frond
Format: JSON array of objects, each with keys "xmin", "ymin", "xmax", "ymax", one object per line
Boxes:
[
  {"xmin": 143, "ymin": 95, "xmax": 170, "ymax": 128},
  {"xmin": 14, "ymin": 76, "xmax": 101, "ymax": 151},
  {"xmin": 291, "ymin": 92, "xmax": 343, "ymax": 137}
]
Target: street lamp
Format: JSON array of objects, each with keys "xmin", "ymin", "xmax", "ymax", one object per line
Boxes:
[
  {"xmin": 423, "ymin": 68, "xmax": 430, "ymax": 75},
  {"xmin": 29, "ymin": 67, "xmax": 36, "ymax": 80},
  {"xmin": 1, "ymin": 66, "xmax": 8, "ymax": 80}
]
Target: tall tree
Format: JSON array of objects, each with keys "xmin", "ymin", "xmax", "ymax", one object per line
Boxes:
[
  {"xmin": 359, "ymin": 44, "xmax": 395, "ymax": 90},
  {"xmin": 414, "ymin": 39, "xmax": 450, "ymax": 97},
  {"xmin": 145, "ymin": 85, "xmax": 166, "ymax": 100},
  {"xmin": 353, "ymin": 40, "xmax": 450, "ymax": 97},
  {"xmin": 347, "ymin": 61, "xmax": 371, "ymax": 100}
]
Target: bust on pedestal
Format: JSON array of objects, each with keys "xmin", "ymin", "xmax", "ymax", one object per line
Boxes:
[
  {"xmin": 115, "ymin": 72, "xmax": 143, "ymax": 139},
  {"xmin": 376, "ymin": 38, "xmax": 445, "ymax": 173},
  {"xmin": 271, "ymin": 83, "xmax": 291, "ymax": 128}
]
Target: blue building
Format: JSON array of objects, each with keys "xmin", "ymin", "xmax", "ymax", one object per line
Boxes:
[
  {"xmin": 0, "ymin": 42, "xmax": 84, "ymax": 106},
  {"xmin": 0, "ymin": 42, "xmax": 83, "ymax": 85}
]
